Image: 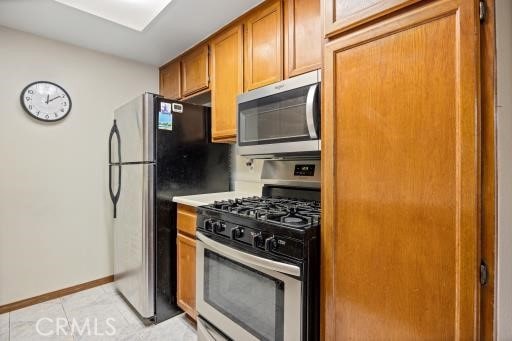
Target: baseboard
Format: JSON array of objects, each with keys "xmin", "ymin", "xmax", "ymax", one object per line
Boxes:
[{"xmin": 0, "ymin": 275, "xmax": 114, "ymax": 314}]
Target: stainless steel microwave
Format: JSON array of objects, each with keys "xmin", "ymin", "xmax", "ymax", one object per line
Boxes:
[{"xmin": 237, "ymin": 70, "xmax": 321, "ymax": 158}]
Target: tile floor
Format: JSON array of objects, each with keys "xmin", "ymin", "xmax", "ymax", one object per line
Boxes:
[{"xmin": 0, "ymin": 283, "xmax": 197, "ymax": 340}]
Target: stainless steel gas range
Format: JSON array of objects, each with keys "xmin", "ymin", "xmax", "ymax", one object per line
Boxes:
[{"xmin": 195, "ymin": 160, "xmax": 320, "ymax": 341}]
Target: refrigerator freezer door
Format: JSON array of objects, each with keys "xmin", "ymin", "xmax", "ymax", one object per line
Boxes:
[
  {"xmin": 155, "ymin": 99, "xmax": 232, "ymax": 199},
  {"xmin": 113, "ymin": 163, "xmax": 155, "ymax": 318},
  {"xmin": 113, "ymin": 94, "xmax": 155, "ymax": 163}
]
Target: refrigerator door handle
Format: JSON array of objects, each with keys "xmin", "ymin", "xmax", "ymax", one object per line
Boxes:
[
  {"xmin": 109, "ymin": 120, "xmax": 122, "ymax": 218},
  {"xmin": 109, "ymin": 165, "xmax": 121, "ymax": 218},
  {"xmin": 109, "ymin": 119, "xmax": 122, "ymax": 164}
]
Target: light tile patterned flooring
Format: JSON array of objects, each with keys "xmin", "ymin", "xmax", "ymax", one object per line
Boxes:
[{"xmin": 0, "ymin": 283, "xmax": 197, "ymax": 340}]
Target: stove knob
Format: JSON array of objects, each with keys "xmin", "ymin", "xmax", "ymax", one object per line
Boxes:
[
  {"xmin": 204, "ymin": 219, "xmax": 213, "ymax": 231},
  {"xmin": 213, "ymin": 222, "xmax": 225, "ymax": 233},
  {"xmin": 231, "ymin": 226, "xmax": 244, "ymax": 239},
  {"xmin": 265, "ymin": 236, "xmax": 278, "ymax": 251},
  {"xmin": 252, "ymin": 233, "xmax": 263, "ymax": 248}
]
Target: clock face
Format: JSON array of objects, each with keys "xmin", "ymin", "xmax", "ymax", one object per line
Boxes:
[{"xmin": 20, "ymin": 81, "xmax": 71, "ymax": 122}]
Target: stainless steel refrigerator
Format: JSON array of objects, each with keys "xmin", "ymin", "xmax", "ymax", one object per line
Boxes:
[{"xmin": 108, "ymin": 93, "xmax": 231, "ymax": 323}]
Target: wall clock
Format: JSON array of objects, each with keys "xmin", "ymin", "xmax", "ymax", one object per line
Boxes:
[{"xmin": 20, "ymin": 81, "xmax": 72, "ymax": 122}]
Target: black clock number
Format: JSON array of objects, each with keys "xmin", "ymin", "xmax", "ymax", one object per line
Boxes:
[
  {"xmin": 25, "ymin": 97, "xmax": 31, "ymax": 101},
  {"xmin": 28, "ymin": 90, "xmax": 33, "ymax": 94},
  {"xmin": 45, "ymin": 114, "xmax": 49, "ymax": 119}
]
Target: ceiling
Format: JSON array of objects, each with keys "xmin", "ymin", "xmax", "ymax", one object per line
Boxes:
[
  {"xmin": 0, "ymin": 0, "xmax": 263, "ymax": 66},
  {"xmin": 53, "ymin": 0, "xmax": 175, "ymax": 32}
]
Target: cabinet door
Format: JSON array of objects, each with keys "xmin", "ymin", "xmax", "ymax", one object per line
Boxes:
[
  {"xmin": 324, "ymin": 0, "xmax": 420, "ymax": 38},
  {"xmin": 159, "ymin": 60, "xmax": 181, "ymax": 100},
  {"xmin": 284, "ymin": 0, "xmax": 321, "ymax": 78},
  {"xmin": 177, "ymin": 204, "xmax": 197, "ymax": 236},
  {"xmin": 211, "ymin": 25, "xmax": 243, "ymax": 142},
  {"xmin": 177, "ymin": 233, "xmax": 196, "ymax": 319},
  {"xmin": 244, "ymin": 0, "xmax": 283, "ymax": 91},
  {"xmin": 322, "ymin": 0, "xmax": 480, "ymax": 339},
  {"xmin": 181, "ymin": 44, "xmax": 209, "ymax": 97}
]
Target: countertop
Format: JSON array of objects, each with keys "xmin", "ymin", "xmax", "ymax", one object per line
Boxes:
[{"xmin": 172, "ymin": 191, "xmax": 257, "ymax": 207}]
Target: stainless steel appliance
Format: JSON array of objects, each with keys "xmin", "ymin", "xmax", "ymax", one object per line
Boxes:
[
  {"xmin": 195, "ymin": 160, "xmax": 320, "ymax": 341},
  {"xmin": 237, "ymin": 70, "xmax": 321, "ymax": 158},
  {"xmin": 108, "ymin": 93, "xmax": 231, "ymax": 323}
]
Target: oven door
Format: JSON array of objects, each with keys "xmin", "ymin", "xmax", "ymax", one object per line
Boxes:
[{"xmin": 196, "ymin": 232, "xmax": 302, "ymax": 341}]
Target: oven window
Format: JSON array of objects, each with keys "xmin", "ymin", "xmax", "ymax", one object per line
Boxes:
[
  {"xmin": 238, "ymin": 85, "xmax": 317, "ymax": 146},
  {"xmin": 204, "ymin": 250, "xmax": 284, "ymax": 341}
]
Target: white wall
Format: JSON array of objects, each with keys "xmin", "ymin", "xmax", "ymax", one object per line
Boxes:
[
  {"xmin": 496, "ymin": 0, "xmax": 512, "ymax": 339},
  {"xmin": 232, "ymin": 152, "xmax": 263, "ymax": 194},
  {"xmin": 0, "ymin": 26, "xmax": 158, "ymax": 305}
]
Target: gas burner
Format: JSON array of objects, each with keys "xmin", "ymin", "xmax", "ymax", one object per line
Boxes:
[{"xmin": 209, "ymin": 196, "xmax": 321, "ymax": 229}]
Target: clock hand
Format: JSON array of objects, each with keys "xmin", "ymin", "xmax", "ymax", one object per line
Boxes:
[
  {"xmin": 48, "ymin": 95, "xmax": 62, "ymax": 103},
  {"xmin": 46, "ymin": 94, "xmax": 49, "ymax": 104}
]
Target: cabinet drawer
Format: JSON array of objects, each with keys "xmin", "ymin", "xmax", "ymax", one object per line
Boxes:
[{"xmin": 177, "ymin": 204, "xmax": 197, "ymax": 236}]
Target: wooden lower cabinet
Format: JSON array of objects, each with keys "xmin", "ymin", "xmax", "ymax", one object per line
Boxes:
[
  {"xmin": 176, "ymin": 204, "xmax": 197, "ymax": 319},
  {"xmin": 322, "ymin": 0, "xmax": 481, "ymax": 339},
  {"xmin": 177, "ymin": 233, "xmax": 196, "ymax": 319}
]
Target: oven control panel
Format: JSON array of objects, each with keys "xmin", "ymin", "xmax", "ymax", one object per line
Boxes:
[{"xmin": 200, "ymin": 217, "xmax": 304, "ymax": 260}]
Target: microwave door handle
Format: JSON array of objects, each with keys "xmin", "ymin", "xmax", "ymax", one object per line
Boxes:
[
  {"xmin": 305, "ymin": 83, "xmax": 319, "ymax": 139},
  {"xmin": 197, "ymin": 232, "xmax": 301, "ymax": 277}
]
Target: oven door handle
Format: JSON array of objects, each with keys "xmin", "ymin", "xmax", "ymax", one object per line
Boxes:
[
  {"xmin": 197, "ymin": 232, "xmax": 301, "ymax": 277},
  {"xmin": 305, "ymin": 83, "xmax": 319, "ymax": 140},
  {"xmin": 198, "ymin": 317, "xmax": 229, "ymax": 341}
]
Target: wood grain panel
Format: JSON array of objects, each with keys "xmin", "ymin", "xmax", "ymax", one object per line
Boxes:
[
  {"xmin": 244, "ymin": 0, "xmax": 283, "ymax": 91},
  {"xmin": 177, "ymin": 233, "xmax": 197, "ymax": 319},
  {"xmin": 480, "ymin": 0, "xmax": 496, "ymax": 339},
  {"xmin": 181, "ymin": 44, "xmax": 209, "ymax": 97},
  {"xmin": 177, "ymin": 204, "xmax": 197, "ymax": 237},
  {"xmin": 211, "ymin": 25, "xmax": 244, "ymax": 142},
  {"xmin": 324, "ymin": 0, "xmax": 420, "ymax": 38},
  {"xmin": 284, "ymin": 0, "xmax": 321, "ymax": 78},
  {"xmin": 322, "ymin": 0, "xmax": 481, "ymax": 339},
  {"xmin": 159, "ymin": 60, "xmax": 181, "ymax": 100}
]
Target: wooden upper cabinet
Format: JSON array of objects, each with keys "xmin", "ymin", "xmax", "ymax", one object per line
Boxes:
[
  {"xmin": 324, "ymin": 0, "xmax": 421, "ymax": 38},
  {"xmin": 284, "ymin": 0, "xmax": 321, "ymax": 78},
  {"xmin": 244, "ymin": 0, "xmax": 283, "ymax": 91},
  {"xmin": 322, "ymin": 0, "xmax": 480, "ymax": 340},
  {"xmin": 181, "ymin": 44, "xmax": 209, "ymax": 97},
  {"xmin": 211, "ymin": 25, "xmax": 243, "ymax": 142},
  {"xmin": 159, "ymin": 60, "xmax": 181, "ymax": 100},
  {"xmin": 177, "ymin": 232, "xmax": 197, "ymax": 319}
]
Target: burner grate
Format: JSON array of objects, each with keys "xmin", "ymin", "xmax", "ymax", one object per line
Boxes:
[{"xmin": 210, "ymin": 196, "xmax": 321, "ymax": 229}]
